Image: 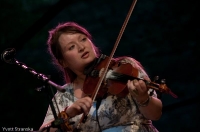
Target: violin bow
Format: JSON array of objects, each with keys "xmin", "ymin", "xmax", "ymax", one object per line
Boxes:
[{"xmin": 76, "ymin": 0, "xmax": 138, "ymax": 129}]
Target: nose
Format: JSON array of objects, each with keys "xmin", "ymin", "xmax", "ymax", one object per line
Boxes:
[{"xmin": 78, "ymin": 44, "xmax": 85, "ymax": 52}]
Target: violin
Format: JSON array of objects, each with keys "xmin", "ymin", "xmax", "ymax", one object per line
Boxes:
[
  {"xmin": 83, "ymin": 54, "xmax": 177, "ymax": 99},
  {"xmin": 74, "ymin": 55, "xmax": 177, "ymax": 130}
]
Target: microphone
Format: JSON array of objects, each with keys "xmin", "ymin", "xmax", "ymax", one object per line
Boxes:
[{"xmin": 1, "ymin": 48, "xmax": 16, "ymax": 63}]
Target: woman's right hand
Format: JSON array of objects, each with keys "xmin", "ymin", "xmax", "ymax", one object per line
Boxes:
[{"xmin": 65, "ymin": 97, "xmax": 92, "ymax": 118}]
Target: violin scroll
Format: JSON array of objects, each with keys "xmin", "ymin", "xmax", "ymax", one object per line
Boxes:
[
  {"xmin": 57, "ymin": 111, "xmax": 74, "ymax": 131},
  {"xmin": 146, "ymin": 76, "xmax": 178, "ymax": 98},
  {"xmin": 40, "ymin": 111, "xmax": 74, "ymax": 132}
]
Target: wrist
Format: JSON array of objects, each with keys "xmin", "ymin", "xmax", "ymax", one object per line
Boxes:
[
  {"xmin": 135, "ymin": 94, "xmax": 149, "ymax": 102},
  {"xmin": 136, "ymin": 95, "xmax": 151, "ymax": 107},
  {"xmin": 64, "ymin": 106, "xmax": 71, "ymax": 118}
]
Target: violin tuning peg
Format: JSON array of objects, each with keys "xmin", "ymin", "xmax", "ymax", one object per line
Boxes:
[
  {"xmin": 153, "ymin": 76, "xmax": 159, "ymax": 82},
  {"xmin": 161, "ymin": 79, "xmax": 166, "ymax": 84}
]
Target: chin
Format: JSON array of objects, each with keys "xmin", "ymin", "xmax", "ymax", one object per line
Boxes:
[
  {"xmin": 84, "ymin": 56, "xmax": 96, "ymax": 66},
  {"xmin": 88, "ymin": 56, "xmax": 96, "ymax": 63}
]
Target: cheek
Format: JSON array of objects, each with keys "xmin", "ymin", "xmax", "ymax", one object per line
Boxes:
[
  {"xmin": 90, "ymin": 46, "xmax": 97, "ymax": 57},
  {"xmin": 88, "ymin": 41, "xmax": 97, "ymax": 54},
  {"xmin": 64, "ymin": 55, "xmax": 76, "ymax": 63},
  {"xmin": 62, "ymin": 53, "xmax": 75, "ymax": 66}
]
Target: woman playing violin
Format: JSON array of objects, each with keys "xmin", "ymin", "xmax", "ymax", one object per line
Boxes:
[{"xmin": 39, "ymin": 22, "xmax": 162, "ymax": 132}]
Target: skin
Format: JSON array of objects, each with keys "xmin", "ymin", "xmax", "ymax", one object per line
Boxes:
[{"xmin": 40, "ymin": 32, "xmax": 162, "ymax": 131}]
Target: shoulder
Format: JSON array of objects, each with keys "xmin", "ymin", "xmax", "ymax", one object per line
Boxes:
[
  {"xmin": 55, "ymin": 83, "xmax": 74, "ymax": 98},
  {"xmin": 62, "ymin": 83, "xmax": 72, "ymax": 90},
  {"xmin": 115, "ymin": 56, "xmax": 144, "ymax": 71},
  {"xmin": 60, "ymin": 83, "xmax": 73, "ymax": 93},
  {"xmin": 55, "ymin": 83, "xmax": 75, "ymax": 105},
  {"xmin": 115, "ymin": 56, "xmax": 142, "ymax": 68},
  {"xmin": 115, "ymin": 56, "xmax": 149, "ymax": 79}
]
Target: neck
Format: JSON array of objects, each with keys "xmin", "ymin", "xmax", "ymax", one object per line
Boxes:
[
  {"xmin": 75, "ymin": 74, "xmax": 86, "ymax": 83},
  {"xmin": 73, "ymin": 74, "xmax": 86, "ymax": 90},
  {"xmin": 73, "ymin": 75, "xmax": 86, "ymax": 98}
]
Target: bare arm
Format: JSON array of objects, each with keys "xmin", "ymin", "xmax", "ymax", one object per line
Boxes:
[{"xmin": 127, "ymin": 79, "xmax": 162, "ymax": 120}]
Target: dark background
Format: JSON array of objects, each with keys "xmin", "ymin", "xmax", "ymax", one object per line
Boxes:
[{"xmin": 0, "ymin": 0, "xmax": 199, "ymax": 131}]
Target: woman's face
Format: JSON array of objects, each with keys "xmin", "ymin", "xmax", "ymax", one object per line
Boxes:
[{"xmin": 58, "ymin": 32, "xmax": 97, "ymax": 73}]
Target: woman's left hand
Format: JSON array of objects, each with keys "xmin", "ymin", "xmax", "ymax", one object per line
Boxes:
[{"xmin": 127, "ymin": 79, "xmax": 149, "ymax": 102}]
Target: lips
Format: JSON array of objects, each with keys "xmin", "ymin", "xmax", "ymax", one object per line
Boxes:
[{"xmin": 81, "ymin": 52, "xmax": 89, "ymax": 58}]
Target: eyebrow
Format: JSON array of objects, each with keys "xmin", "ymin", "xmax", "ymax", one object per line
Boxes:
[
  {"xmin": 78, "ymin": 34, "xmax": 86, "ymax": 39},
  {"xmin": 63, "ymin": 34, "xmax": 86, "ymax": 50}
]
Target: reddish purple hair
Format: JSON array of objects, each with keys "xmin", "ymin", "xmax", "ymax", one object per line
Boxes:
[{"xmin": 47, "ymin": 22, "xmax": 99, "ymax": 83}]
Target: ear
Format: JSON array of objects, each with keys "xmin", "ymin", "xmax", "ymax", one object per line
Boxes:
[{"xmin": 58, "ymin": 59, "xmax": 68, "ymax": 68}]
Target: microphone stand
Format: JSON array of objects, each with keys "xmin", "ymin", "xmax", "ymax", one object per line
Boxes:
[{"xmin": 1, "ymin": 48, "xmax": 66, "ymax": 132}]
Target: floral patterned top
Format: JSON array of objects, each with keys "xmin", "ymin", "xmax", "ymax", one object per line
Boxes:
[{"xmin": 42, "ymin": 57, "xmax": 159, "ymax": 132}]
